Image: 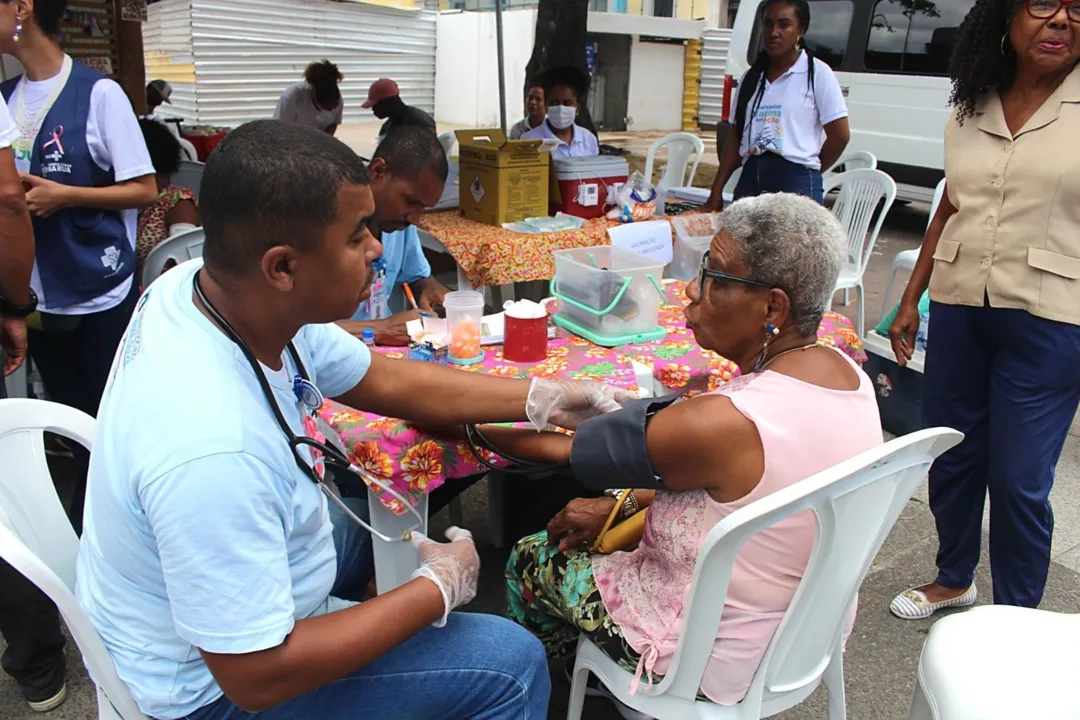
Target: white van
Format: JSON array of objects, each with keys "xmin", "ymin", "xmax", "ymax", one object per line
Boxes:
[{"xmin": 718, "ymin": 0, "xmax": 971, "ymax": 202}]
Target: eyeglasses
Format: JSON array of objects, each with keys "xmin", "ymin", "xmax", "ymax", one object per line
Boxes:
[
  {"xmin": 694, "ymin": 251, "xmax": 774, "ymax": 297},
  {"xmin": 1027, "ymin": 0, "xmax": 1080, "ymax": 22}
]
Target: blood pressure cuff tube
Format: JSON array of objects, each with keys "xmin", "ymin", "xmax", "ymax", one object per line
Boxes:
[{"xmin": 569, "ymin": 388, "xmax": 686, "ymax": 491}]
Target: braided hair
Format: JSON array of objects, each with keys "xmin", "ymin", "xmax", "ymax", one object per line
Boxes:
[
  {"xmin": 733, "ymin": 0, "xmax": 817, "ymax": 143},
  {"xmin": 947, "ymin": 0, "xmax": 1020, "ymax": 125}
]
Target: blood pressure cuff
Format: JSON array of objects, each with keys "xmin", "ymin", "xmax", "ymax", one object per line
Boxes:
[{"xmin": 569, "ymin": 387, "xmax": 686, "ymax": 491}]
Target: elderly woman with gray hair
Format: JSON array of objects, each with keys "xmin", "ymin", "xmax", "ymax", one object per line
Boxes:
[{"xmin": 471, "ymin": 193, "xmax": 882, "ymax": 715}]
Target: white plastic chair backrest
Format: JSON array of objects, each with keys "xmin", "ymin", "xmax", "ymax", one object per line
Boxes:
[
  {"xmin": 0, "ymin": 399, "xmax": 148, "ymax": 719},
  {"xmin": 438, "ymin": 131, "xmax": 456, "ymax": 158},
  {"xmin": 824, "ymin": 149, "xmax": 878, "ymax": 179},
  {"xmin": 142, "ymin": 227, "xmax": 205, "ymax": 289},
  {"xmin": 825, "ymin": 168, "xmax": 898, "ymax": 277},
  {"xmin": 648, "ymin": 428, "xmax": 963, "ymax": 713},
  {"xmin": 170, "ymin": 159, "xmax": 204, "ymax": 200},
  {"xmin": 723, "ymin": 165, "xmax": 743, "ymax": 202},
  {"xmin": 644, "ymin": 132, "xmax": 705, "ymax": 189},
  {"xmin": 927, "ymin": 178, "xmax": 947, "ymax": 232},
  {"xmin": 177, "ymin": 137, "xmax": 198, "ymax": 162}
]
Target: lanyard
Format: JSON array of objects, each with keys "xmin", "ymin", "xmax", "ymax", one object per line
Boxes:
[{"xmin": 12, "ymin": 54, "xmax": 72, "ymax": 160}]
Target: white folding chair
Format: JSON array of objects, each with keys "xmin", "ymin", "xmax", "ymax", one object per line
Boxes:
[
  {"xmin": 569, "ymin": 427, "xmax": 963, "ymax": 720},
  {"xmin": 177, "ymin": 137, "xmax": 198, "ymax": 163},
  {"xmin": 438, "ymin": 131, "xmax": 456, "ymax": 158},
  {"xmin": 882, "ymin": 178, "xmax": 946, "ymax": 316},
  {"xmin": 723, "ymin": 165, "xmax": 742, "ymax": 206},
  {"xmin": 0, "ymin": 398, "xmax": 149, "ymax": 719},
  {"xmin": 170, "ymin": 159, "xmax": 204, "ymax": 200},
  {"xmin": 908, "ymin": 606, "xmax": 1080, "ymax": 720},
  {"xmin": 824, "ymin": 150, "xmax": 878, "ymax": 181},
  {"xmin": 826, "ymin": 168, "xmax": 898, "ymax": 339},
  {"xmin": 645, "ymin": 132, "xmax": 706, "ymax": 190},
  {"xmin": 142, "ymin": 228, "xmax": 205, "ymax": 289}
]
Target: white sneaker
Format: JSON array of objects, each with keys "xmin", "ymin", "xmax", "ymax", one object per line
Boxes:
[{"xmin": 890, "ymin": 584, "xmax": 977, "ymax": 620}]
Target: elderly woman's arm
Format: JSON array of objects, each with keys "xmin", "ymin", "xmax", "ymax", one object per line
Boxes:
[{"xmin": 888, "ymin": 183, "xmax": 958, "ymax": 366}]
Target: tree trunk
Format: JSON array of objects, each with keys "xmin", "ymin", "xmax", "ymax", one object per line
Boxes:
[{"xmin": 525, "ymin": 0, "xmax": 597, "ymax": 135}]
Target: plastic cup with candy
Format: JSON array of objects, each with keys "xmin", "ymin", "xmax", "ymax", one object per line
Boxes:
[{"xmin": 443, "ymin": 290, "xmax": 486, "ymax": 365}]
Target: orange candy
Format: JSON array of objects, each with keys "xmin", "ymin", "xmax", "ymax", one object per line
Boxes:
[{"xmin": 450, "ymin": 320, "xmax": 481, "ymax": 359}]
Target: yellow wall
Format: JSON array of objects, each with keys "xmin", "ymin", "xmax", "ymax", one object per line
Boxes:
[
  {"xmin": 144, "ymin": 51, "xmax": 196, "ymax": 84},
  {"xmin": 681, "ymin": 39, "xmax": 701, "ymax": 130},
  {"xmin": 676, "ymin": 0, "xmax": 709, "ymax": 20}
]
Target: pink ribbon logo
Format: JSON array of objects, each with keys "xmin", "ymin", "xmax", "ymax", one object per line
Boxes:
[{"xmin": 42, "ymin": 126, "xmax": 63, "ymax": 155}]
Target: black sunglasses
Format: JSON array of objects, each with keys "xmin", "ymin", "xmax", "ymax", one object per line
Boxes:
[{"xmin": 695, "ymin": 251, "xmax": 774, "ymax": 296}]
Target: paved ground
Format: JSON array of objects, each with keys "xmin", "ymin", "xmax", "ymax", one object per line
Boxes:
[{"xmin": 4, "ymin": 135, "xmax": 1080, "ymax": 719}]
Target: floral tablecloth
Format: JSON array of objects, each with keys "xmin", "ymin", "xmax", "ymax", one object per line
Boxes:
[
  {"xmin": 619, "ymin": 281, "xmax": 867, "ymax": 394},
  {"xmin": 319, "ymin": 336, "xmax": 638, "ymax": 514},
  {"xmin": 417, "ymin": 211, "xmax": 616, "ymax": 288}
]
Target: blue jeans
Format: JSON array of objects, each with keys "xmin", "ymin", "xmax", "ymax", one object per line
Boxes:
[
  {"xmin": 734, "ymin": 153, "xmax": 824, "ymax": 204},
  {"xmin": 923, "ymin": 301, "xmax": 1080, "ymax": 607},
  {"xmin": 182, "ymin": 494, "xmax": 551, "ymax": 719}
]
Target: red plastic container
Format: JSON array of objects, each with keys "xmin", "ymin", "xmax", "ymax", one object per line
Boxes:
[
  {"xmin": 503, "ymin": 312, "xmax": 549, "ymax": 363},
  {"xmin": 551, "ymin": 156, "xmax": 629, "ymax": 219}
]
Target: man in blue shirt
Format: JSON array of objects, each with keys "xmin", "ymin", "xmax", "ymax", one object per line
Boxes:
[
  {"xmin": 73, "ymin": 120, "xmax": 625, "ymax": 719},
  {"xmin": 339, "ymin": 127, "xmax": 450, "ymax": 345}
]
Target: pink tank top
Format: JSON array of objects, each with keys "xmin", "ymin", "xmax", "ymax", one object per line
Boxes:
[{"xmin": 593, "ymin": 348, "xmax": 882, "ymax": 705}]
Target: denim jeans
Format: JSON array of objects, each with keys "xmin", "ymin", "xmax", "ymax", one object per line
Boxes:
[
  {"xmin": 734, "ymin": 152, "xmax": 824, "ymax": 204},
  {"xmin": 181, "ymin": 493, "xmax": 551, "ymax": 720}
]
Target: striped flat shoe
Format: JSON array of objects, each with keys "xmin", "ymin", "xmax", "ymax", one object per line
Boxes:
[{"xmin": 890, "ymin": 584, "xmax": 977, "ymax": 620}]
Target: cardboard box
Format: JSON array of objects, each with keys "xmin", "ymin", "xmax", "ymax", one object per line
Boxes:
[{"xmin": 455, "ymin": 129, "xmax": 550, "ymax": 226}]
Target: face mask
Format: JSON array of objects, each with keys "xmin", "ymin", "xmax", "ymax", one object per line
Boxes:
[{"xmin": 547, "ymin": 105, "xmax": 577, "ymax": 130}]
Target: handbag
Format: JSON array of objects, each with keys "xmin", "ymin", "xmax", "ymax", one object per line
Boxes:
[{"xmin": 591, "ymin": 489, "xmax": 648, "ymax": 554}]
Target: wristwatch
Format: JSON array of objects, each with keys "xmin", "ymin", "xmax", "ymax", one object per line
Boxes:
[{"xmin": 0, "ymin": 288, "xmax": 37, "ymax": 318}]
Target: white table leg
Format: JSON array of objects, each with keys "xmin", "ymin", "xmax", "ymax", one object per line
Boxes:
[{"xmin": 369, "ymin": 489, "xmax": 429, "ymax": 593}]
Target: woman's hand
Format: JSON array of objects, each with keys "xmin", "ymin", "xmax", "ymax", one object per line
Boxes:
[
  {"xmin": 547, "ymin": 496, "xmax": 618, "ymax": 552},
  {"xmin": 888, "ymin": 300, "xmax": 921, "ymax": 367},
  {"xmin": 20, "ymin": 173, "xmax": 70, "ymax": 217}
]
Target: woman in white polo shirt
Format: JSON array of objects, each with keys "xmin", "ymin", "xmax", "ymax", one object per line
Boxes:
[{"xmin": 703, "ymin": 0, "xmax": 850, "ymax": 209}]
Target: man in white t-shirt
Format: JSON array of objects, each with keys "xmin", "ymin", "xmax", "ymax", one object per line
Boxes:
[{"xmin": 74, "ymin": 119, "xmax": 624, "ymax": 719}]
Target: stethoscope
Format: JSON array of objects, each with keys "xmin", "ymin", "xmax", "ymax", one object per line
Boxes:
[{"xmin": 193, "ymin": 272, "xmax": 426, "ymax": 543}]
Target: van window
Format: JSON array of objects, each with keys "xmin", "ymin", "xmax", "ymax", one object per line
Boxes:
[
  {"xmin": 745, "ymin": 0, "xmax": 854, "ymax": 69},
  {"xmin": 864, "ymin": 0, "xmax": 967, "ymax": 75}
]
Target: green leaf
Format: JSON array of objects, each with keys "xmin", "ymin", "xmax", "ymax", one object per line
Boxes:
[
  {"xmin": 652, "ymin": 344, "xmax": 691, "ymax": 360},
  {"xmin": 573, "ymin": 361, "xmax": 619, "ymax": 378}
]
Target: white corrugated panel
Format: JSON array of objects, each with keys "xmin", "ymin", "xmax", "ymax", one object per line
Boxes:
[
  {"xmin": 189, "ymin": 0, "xmax": 436, "ymax": 128},
  {"xmin": 698, "ymin": 27, "xmax": 732, "ymax": 127},
  {"xmin": 145, "ymin": 0, "xmax": 197, "ymax": 123}
]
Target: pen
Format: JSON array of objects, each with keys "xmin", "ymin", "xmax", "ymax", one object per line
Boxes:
[{"xmin": 403, "ymin": 283, "xmax": 420, "ymax": 310}]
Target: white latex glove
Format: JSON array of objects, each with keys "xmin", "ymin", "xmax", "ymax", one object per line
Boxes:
[
  {"xmin": 526, "ymin": 378, "xmax": 629, "ymax": 431},
  {"xmin": 409, "ymin": 526, "xmax": 480, "ymax": 627}
]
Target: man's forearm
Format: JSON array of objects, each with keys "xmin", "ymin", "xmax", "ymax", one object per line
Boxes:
[
  {"xmin": 0, "ymin": 193, "xmax": 34, "ymax": 304},
  {"xmin": 205, "ymin": 577, "xmax": 444, "ymax": 712},
  {"xmin": 338, "ymin": 353, "xmax": 532, "ymax": 426}
]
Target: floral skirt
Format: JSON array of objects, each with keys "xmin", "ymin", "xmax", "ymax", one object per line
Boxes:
[{"xmin": 505, "ymin": 530, "xmax": 641, "ymax": 673}]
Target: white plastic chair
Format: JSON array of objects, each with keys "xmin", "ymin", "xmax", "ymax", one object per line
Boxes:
[
  {"xmin": 645, "ymin": 132, "xmax": 706, "ymax": 190},
  {"xmin": 177, "ymin": 136, "xmax": 198, "ymax": 162},
  {"xmin": 141, "ymin": 227, "xmax": 205, "ymax": 288},
  {"xmin": 170, "ymin": 159, "xmax": 204, "ymax": 200},
  {"xmin": 908, "ymin": 606, "xmax": 1080, "ymax": 720},
  {"xmin": 723, "ymin": 165, "xmax": 742, "ymax": 206},
  {"xmin": 824, "ymin": 150, "xmax": 878, "ymax": 180},
  {"xmin": 0, "ymin": 398, "xmax": 149, "ymax": 720},
  {"xmin": 882, "ymin": 178, "xmax": 946, "ymax": 316},
  {"xmin": 438, "ymin": 131, "xmax": 456, "ymax": 158},
  {"xmin": 569, "ymin": 427, "xmax": 963, "ymax": 720},
  {"xmin": 826, "ymin": 168, "xmax": 898, "ymax": 339}
]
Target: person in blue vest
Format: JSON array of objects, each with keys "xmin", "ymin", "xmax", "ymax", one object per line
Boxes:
[
  {"xmin": 337, "ymin": 126, "xmax": 451, "ymax": 346},
  {"xmin": 0, "ymin": 0, "xmax": 155, "ymax": 711}
]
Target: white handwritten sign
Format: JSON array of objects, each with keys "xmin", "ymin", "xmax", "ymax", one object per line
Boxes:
[{"xmin": 607, "ymin": 220, "xmax": 673, "ymax": 264}]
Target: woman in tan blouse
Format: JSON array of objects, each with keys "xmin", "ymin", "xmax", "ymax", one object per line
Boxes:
[{"xmin": 887, "ymin": 0, "xmax": 1080, "ymax": 619}]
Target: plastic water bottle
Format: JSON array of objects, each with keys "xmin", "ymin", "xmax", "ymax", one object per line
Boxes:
[
  {"xmin": 654, "ymin": 184, "xmax": 668, "ymax": 217},
  {"xmin": 915, "ymin": 311, "xmax": 930, "ymax": 353},
  {"xmin": 361, "ymin": 328, "xmax": 376, "ymax": 349}
]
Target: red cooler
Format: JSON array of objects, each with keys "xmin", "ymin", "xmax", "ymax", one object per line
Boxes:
[{"xmin": 552, "ymin": 156, "xmax": 629, "ymax": 219}]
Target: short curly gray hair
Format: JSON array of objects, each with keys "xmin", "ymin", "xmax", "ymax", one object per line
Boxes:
[{"xmin": 716, "ymin": 193, "xmax": 846, "ymax": 336}]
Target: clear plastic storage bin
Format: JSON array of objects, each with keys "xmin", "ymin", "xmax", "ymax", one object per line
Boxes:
[
  {"xmin": 551, "ymin": 246, "xmax": 666, "ymax": 346},
  {"xmin": 668, "ymin": 213, "xmax": 720, "ymax": 281}
]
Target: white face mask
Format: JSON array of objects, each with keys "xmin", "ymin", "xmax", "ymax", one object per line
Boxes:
[{"xmin": 547, "ymin": 105, "xmax": 577, "ymax": 130}]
